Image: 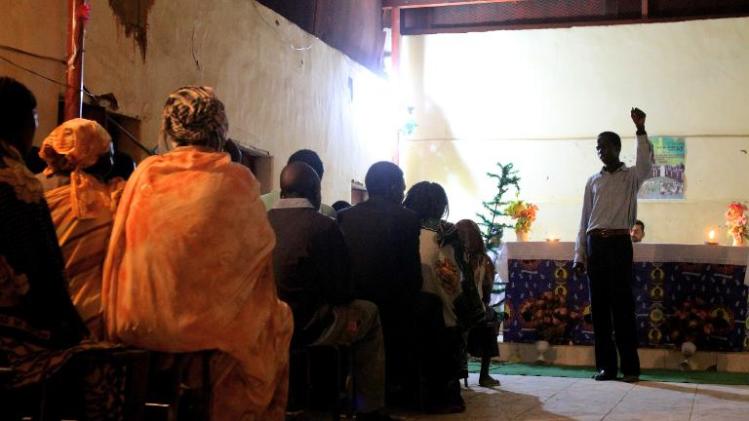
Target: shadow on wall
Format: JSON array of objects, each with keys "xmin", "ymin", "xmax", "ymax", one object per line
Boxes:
[
  {"xmin": 401, "ymin": 35, "xmax": 480, "ymax": 205},
  {"xmin": 405, "ymin": 100, "xmax": 480, "ymax": 202}
]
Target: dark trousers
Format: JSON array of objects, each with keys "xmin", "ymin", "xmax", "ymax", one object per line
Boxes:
[
  {"xmin": 377, "ymin": 302, "xmax": 414, "ymax": 403},
  {"xmin": 315, "ymin": 300, "xmax": 385, "ymax": 412},
  {"xmin": 587, "ymin": 234, "xmax": 640, "ymax": 376},
  {"xmin": 413, "ymin": 292, "xmax": 463, "ymax": 410}
]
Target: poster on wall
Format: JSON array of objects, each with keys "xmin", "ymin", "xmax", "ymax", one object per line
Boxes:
[{"xmin": 638, "ymin": 136, "xmax": 685, "ymax": 200}]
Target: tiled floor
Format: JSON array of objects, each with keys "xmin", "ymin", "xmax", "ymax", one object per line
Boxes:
[{"xmin": 406, "ymin": 373, "xmax": 749, "ymax": 421}]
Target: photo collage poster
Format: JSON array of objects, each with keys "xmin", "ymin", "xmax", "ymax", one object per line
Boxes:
[{"xmin": 638, "ymin": 136, "xmax": 685, "ymax": 200}]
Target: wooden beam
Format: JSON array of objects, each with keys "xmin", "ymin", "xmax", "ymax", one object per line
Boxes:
[
  {"xmin": 400, "ymin": 12, "xmax": 749, "ymax": 35},
  {"xmin": 383, "ymin": 0, "xmax": 528, "ymax": 9},
  {"xmin": 641, "ymin": 0, "xmax": 649, "ymax": 18},
  {"xmin": 391, "ymin": 7, "xmax": 401, "ymax": 74},
  {"xmin": 64, "ymin": 0, "xmax": 88, "ymax": 121}
]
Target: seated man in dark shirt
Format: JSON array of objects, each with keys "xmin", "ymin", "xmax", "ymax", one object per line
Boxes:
[
  {"xmin": 268, "ymin": 162, "xmax": 388, "ymax": 420},
  {"xmin": 337, "ymin": 161, "xmax": 423, "ymax": 404}
]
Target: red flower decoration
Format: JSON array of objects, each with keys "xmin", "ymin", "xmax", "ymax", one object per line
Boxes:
[{"xmin": 78, "ymin": 3, "xmax": 91, "ymax": 21}]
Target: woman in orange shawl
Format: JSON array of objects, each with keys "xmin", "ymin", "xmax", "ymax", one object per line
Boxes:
[
  {"xmin": 37, "ymin": 118, "xmax": 124, "ymax": 339},
  {"xmin": 102, "ymin": 86, "xmax": 293, "ymax": 420}
]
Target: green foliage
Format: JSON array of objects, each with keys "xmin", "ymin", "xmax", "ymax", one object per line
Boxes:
[{"xmin": 476, "ymin": 162, "xmax": 521, "ymax": 249}]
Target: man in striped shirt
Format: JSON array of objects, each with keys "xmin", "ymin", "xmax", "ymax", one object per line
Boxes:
[{"xmin": 573, "ymin": 107, "xmax": 653, "ymax": 383}]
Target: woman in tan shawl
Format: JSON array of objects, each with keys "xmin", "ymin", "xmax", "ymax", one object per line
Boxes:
[
  {"xmin": 37, "ymin": 118, "xmax": 123, "ymax": 339},
  {"xmin": 102, "ymin": 86, "xmax": 292, "ymax": 420}
]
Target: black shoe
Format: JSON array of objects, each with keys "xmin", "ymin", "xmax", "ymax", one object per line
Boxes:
[
  {"xmin": 621, "ymin": 374, "xmax": 640, "ymax": 383},
  {"xmin": 593, "ymin": 370, "xmax": 617, "ymax": 381}
]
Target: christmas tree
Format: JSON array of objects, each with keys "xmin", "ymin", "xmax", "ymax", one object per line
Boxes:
[
  {"xmin": 476, "ymin": 162, "xmax": 520, "ymax": 326},
  {"xmin": 476, "ymin": 162, "xmax": 521, "ymax": 250}
]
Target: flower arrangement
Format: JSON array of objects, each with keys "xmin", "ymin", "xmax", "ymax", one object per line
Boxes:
[
  {"xmin": 667, "ymin": 299, "xmax": 732, "ymax": 348},
  {"xmin": 505, "ymin": 199, "xmax": 538, "ymax": 234},
  {"xmin": 519, "ymin": 291, "xmax": 582, "ymax": 343},
  {"xmin": 725, "ymin": 202, "xmax": 748, "ymax": 246}
]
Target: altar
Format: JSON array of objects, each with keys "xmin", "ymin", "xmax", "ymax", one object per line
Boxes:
[{"xmin": 500, "ymin": 242, "xmax": 749, "ymax": 352}]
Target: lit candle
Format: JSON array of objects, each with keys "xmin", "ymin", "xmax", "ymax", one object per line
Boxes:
[
  {"xmin": 546, "ymin": 234, "xmax": 560, "ymax": 242},
  {"xmin": 706, "ymin": 229, "xmax": 718, "ymax": 245}
]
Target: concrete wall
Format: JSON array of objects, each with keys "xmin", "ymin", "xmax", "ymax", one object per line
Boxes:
[
  {"xmin": 400, "ymin": 18, "xmax": 749, "ymax": 245},
  {"xmin": 0, "ymin": 0, "xmax": 67, "ymax": 142},
  {"xmin": 0, "ymin": 0, "xmax": 397, "ymax": 204}
]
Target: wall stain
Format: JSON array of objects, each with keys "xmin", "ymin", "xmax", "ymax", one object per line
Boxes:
[{"xmin": 108, "ymin": 0, "xmax": 155, "ymax": 60}]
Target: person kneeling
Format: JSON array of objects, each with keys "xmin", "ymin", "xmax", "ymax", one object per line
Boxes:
[{"xmin": 268, "ymin": 162, "xmax": 391, "ymax": 421}]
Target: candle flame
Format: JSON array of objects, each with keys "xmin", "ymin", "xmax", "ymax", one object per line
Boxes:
[{"xmin": 709, "ymin": 230, "xmax": 715, "ymax": 241}]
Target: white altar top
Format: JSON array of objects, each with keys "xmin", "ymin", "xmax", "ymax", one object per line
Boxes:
[{"xmin": 498, "ymin": 242, "xmax": 749, "ymax": 285}]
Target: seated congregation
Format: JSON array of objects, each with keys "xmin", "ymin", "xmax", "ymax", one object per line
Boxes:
[{"xmin": 0, "ymin": 77, "xmax": 500, "ymax": 420}]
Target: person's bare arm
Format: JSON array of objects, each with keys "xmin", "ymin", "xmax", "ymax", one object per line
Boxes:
[
  {"xmin": 631, "ymin": 107, "xmax": 646, "ymax": 134},
  {"xmin": 632, "ymin": 107, "xmax": 654, "ymax": 185}
]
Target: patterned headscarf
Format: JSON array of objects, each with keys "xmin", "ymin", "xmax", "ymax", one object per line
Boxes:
[
  {"xmin": 158, "ymin": 86, "xmax": 228, "ymax": 153},
  {"xmin": 39, "ymin": 118, "xmax": 114, "ymax": 219}
]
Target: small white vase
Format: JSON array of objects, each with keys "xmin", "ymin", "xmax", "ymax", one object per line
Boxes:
[
  {"xmin": 516, "ymin": 230, "xmax": 529, "ymax": 242},
  {"xmin": 680, "ymin": 341, "xmax": 697, "ymax": 371},
  {"xmin": 535, "ymin": 340, "xmax": 550, "ymax": 364},
  {"xmin": 732, "ymin": 236, "xmax": 746, "ymax": 247}
]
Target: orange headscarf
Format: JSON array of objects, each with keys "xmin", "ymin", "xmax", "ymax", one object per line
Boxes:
[{"xmin": 39, "ymin": 118, "xmax": 114, "ymax": 219}]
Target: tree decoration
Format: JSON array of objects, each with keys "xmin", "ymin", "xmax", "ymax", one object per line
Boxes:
[{"xmin": 476, "ymin": 162, "xmax": 520, "ymax": 249}]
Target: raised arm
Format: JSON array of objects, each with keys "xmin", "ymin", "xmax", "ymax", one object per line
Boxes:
[{"xmin": 632, "ymin": 107, "xmax": 654, "ymax": 185}]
